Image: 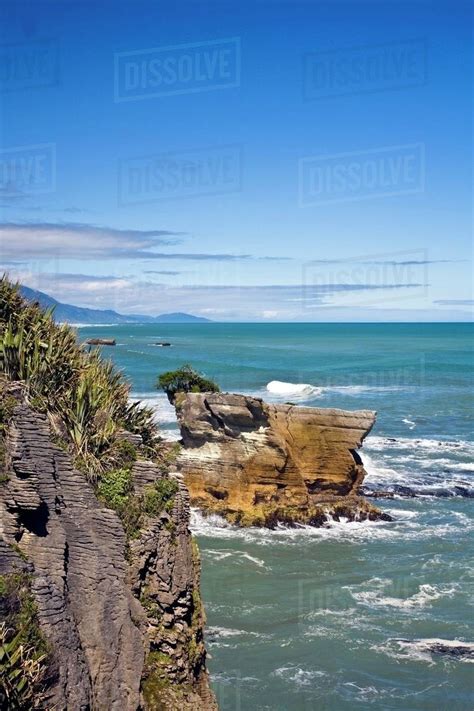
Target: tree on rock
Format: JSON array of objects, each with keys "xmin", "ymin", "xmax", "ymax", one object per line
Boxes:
[{"xmin": 157, "ymin": 364, "xmax": 220, "ymax": 403}]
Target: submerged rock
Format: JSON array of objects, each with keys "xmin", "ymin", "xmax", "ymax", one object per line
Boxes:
[
  {"xmin": 175, "ymin": 392, "xmax": 388, "ymax": 526},
  {"xmin": 85, "ymin": 337, "xmax": 116, "ymax": 346},
  {"xmin": 397, "ymin": 638, "xmax": 474, "ymax": 660},
  {"xmin": 362, "ymin": 483, "xmax": 474, "ymax": 499}
]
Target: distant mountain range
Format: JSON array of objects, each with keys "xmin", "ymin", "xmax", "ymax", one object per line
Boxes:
[{"xmin": 20, "ymin": 286, "xmax": 211, "ymax": 324}]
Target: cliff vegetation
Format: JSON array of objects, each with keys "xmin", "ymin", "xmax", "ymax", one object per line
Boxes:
[{"xmin": 0, "ymin": 277, "xmax": 216, "ymax": 709}]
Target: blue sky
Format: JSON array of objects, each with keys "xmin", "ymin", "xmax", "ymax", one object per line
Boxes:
[{"xmin": 0, "ymin": 0, "xmax": 472, "ymax": 320}]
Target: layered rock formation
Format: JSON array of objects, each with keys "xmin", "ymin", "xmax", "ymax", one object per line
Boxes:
[
  {"xmin": 176, "ymin": 392, "xmax": 386, "ymax": 526},
  {"xmin": 0, "ymin": 382, "xmax": 216, "ymax": 710}
]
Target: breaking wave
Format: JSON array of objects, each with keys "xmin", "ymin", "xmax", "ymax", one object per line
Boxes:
[
  {"xmin": 347, "ymin": 578, "xmax": 459, "ymax": 611},
  {"xmin": 377, "ymin": 638, "xmax": 474, "ymax": 664},
  {"xmin": 264, "ymin": 381, "xmax": 405, "ymax": 401},
  {"xmin": 266, "ymin": 380, "xmax": 322, "ymax": 397},
  {"xmin": 361, "ymin": 436, "xmax": 474, "ymax": 498},
  {"xmin": 190, "ymin": 507, "xmax": 471, "ymax": 546}
]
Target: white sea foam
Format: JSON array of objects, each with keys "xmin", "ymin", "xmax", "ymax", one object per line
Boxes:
[
  {"xmin": 340, "ymin": 680, "xmax": 450, "ymax": 702},
  {"xmin": 207, "ymin": 626, "xmax": 250, "ymax": 638},
  {"xmin": 361, "ymin": 441, "xmax": 474, "ymax": 497},
  {"xmin": 360, "ymin": 452, "xmax": 403, "ymax": 485},
  {"xmin": 202, "ymin": 549, "xmax": 233, "ymax": 561},
  {"xmin": 305, "ymin": 606, "xmax": 383, "ymax": 638},
  {"xmin": 239, "ymin": 552, "xmax": 267, "ymax": 568},
  {"xmin": 364, "ymin": 435, "xmax": 474, "ymax": 457},
  {"xmin": 264, "ymin": 381, "xmax": 404, "ymax": 400},
  {"xmin": 191, "ymin": 506, "xmax": 474, "ymax": 546},
  {"xmin": 377, "ymin": 638, "xmax": 474, "ymax": 664},
  {"xmin": 190, "ymin": 508, "xmax": 387, "ymax": 544},
  {"xmin": 348, "ymin": 579, "xmax": 458, "ymax": 611},
  {"xmin": 206, "ymin": 625, "xmax": 272, "ymax": 649},
  {"xmin": 447, "ymin": 462, "xmax": 474, "ymax": 472},
  {"xmin": 271, "ymin": 664, "xmax": 328, "ymax": 687},
  {"xmin": 190, "ymin": 508, "xmax": 465, "ymax": 546},
  {"xmin": 203, "ymin": 547, "xmax": 269, "ymax": 570},
  {"xmin": 266, "ymin": 380, "xmax": 322, "ymax": 397}
]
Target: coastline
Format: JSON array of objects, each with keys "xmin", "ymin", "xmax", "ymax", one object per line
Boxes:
[{"xmin": 90, "ymin": 323, "xmax": 474, "ymax": 708}]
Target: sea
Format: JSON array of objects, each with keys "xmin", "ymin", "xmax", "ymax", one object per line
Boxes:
[{"xmin": 78, "ymin": 323, "xmax": 473, "ymax": 711}]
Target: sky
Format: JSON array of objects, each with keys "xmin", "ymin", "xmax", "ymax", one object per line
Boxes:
[{"xmin": 0, "ymin": 0, "xmax": 472, "ymax": 321}]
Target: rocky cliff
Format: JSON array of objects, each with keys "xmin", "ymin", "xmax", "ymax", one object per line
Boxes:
[
  {"xmin": 0, "ymin": 382, "xmax": 216, "ymax": 710},
  {"xmin": 176, "ymin": 392, "xmax": 386, "ymax": 526}
]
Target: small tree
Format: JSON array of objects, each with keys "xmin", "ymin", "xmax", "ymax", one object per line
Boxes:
[{"xmin": 157, "ymin": 364, "xmax": 220, "ymax": 403}]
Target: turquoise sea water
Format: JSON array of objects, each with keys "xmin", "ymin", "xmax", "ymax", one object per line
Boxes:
[{"xmin": 79, "ymin": 323, "xmax": 474, "ymax": 710}]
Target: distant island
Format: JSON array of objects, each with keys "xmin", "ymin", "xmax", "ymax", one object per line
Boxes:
[{"xmin": 20, "ymin": 286, "xmax": 211, "ymax": 324}]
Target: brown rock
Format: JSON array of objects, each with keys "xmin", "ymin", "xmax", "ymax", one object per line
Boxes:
[{"xmin": 176, "ymin": 392, "xmax": 385, "ymax": 526}]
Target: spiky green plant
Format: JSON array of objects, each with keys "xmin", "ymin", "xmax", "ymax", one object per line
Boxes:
[
  {"xmin": 0, "ymin": 277, "xmax": 158, "ymax": 480},
  {"xmin": 0, "ymin": 623, "xmax": 46, "ymax": 710},
  {"xmin": 0, "ymin": 571, "xmax": 49, "ymax": 710}
]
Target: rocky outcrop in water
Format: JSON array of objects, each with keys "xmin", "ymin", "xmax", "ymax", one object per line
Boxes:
[
  {"xmin": 396, "ymin": 638, "xmax": 474, "ymax": 660},
  {"xmin": 175, "ymin": 392, "xmax": 387, "ymax": 526},
  {"xmin": 0, "ymin": 382, "xmax": 216, "ymax": 710}
]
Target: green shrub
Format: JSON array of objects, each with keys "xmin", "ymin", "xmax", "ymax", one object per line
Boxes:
[
  {"xmin": 143, "ymin": 478, "xmax": 179, "ymax": 515},
  {"xmin": 96, "ymin": 468, "xmax": 133, "ymax": 511},
  {"xmin": 96, "ymin": 468, "xmax": 143, "ymax": 538},
  {"xmin": 0, "ymin": 277, "xmax": 158, "ymax": 481},
  {"xmin": 157, "ymin": 364, "xmax": 219, "ymax": 404},
  {"xmin": 97, "ymin": 469, "xmax": 179, "ymax": 538}
]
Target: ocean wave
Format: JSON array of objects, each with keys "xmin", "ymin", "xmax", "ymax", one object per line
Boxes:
[
  {"xmin": 364, "ymin": 435, "xmax": 474, "ymax": 457},
  {"xmin": 340, "ymin": 679, "xmax": 450, "ymax": 702},
  {"xmin": 207, "ymin": 626, "xmax": 260, "ymax": 638},
  {"xmin": 206, "ymin": 626, "xmax": 271, "ymax": 648},
  {"xmin": 361, "ymin": 449, "xmax": 474, "ymax": 498},
  {"xmin": 376, "ymin": 638, "xmax": 474, "ymax": 664},
  {"xmin": 266, "ymin": 380, "xmax": 322, "ymax": 398},
  {"xmin": 271, "ymin": 664, "xmax": 328, "ymax": 688},
  {"xmin": 190, "ymin": 508, "xmax": 471, "ymax": 547},
  {"xmin": 360, "ymin": 452, "xmax": 403, "ymax": 485},
  {"xmin": 190, "ymin": 508, "xmax": 393, "ymax": 544},
  {"xmin": 264, "ymin": 381, "xmax": 405, "ymax": 400},
  {"xmin": 202, "ymin": 547, "xmax": 269, "ymax": 570},
  {"xmin": 347, "ymin": 578, "xmax": 459, "ymax": 611}
]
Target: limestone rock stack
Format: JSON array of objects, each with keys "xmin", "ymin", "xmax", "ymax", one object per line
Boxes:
[{"xmin": 175, "ymin": 392, "xmax": 385, "ymax": 526}]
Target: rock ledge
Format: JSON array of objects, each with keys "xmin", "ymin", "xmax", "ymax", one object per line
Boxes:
[{"xmin": 176, "ymin": 392, "xmax": 388, "ymax": 526}]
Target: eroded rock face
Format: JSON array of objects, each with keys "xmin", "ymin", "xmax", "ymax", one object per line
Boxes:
[
  {"xmin": 0, "ymin": 383, "xmax": 216, "ymax": 710},
  {"xmin": 129, "ymin": 462, "xmax": 216, "ymax": 710},
  {"xmin": 176, "ymin": 392, "xmax": 383, "ymax": 526}
]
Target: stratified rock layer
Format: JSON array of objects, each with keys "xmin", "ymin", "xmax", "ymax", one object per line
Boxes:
[
  {"xmin": 176, "ymin": 392, "xmax": 382, "ymax": 526},
  {"xmin": 0, "ymin": 382, "xmax": 216, "ymax": 710}
]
